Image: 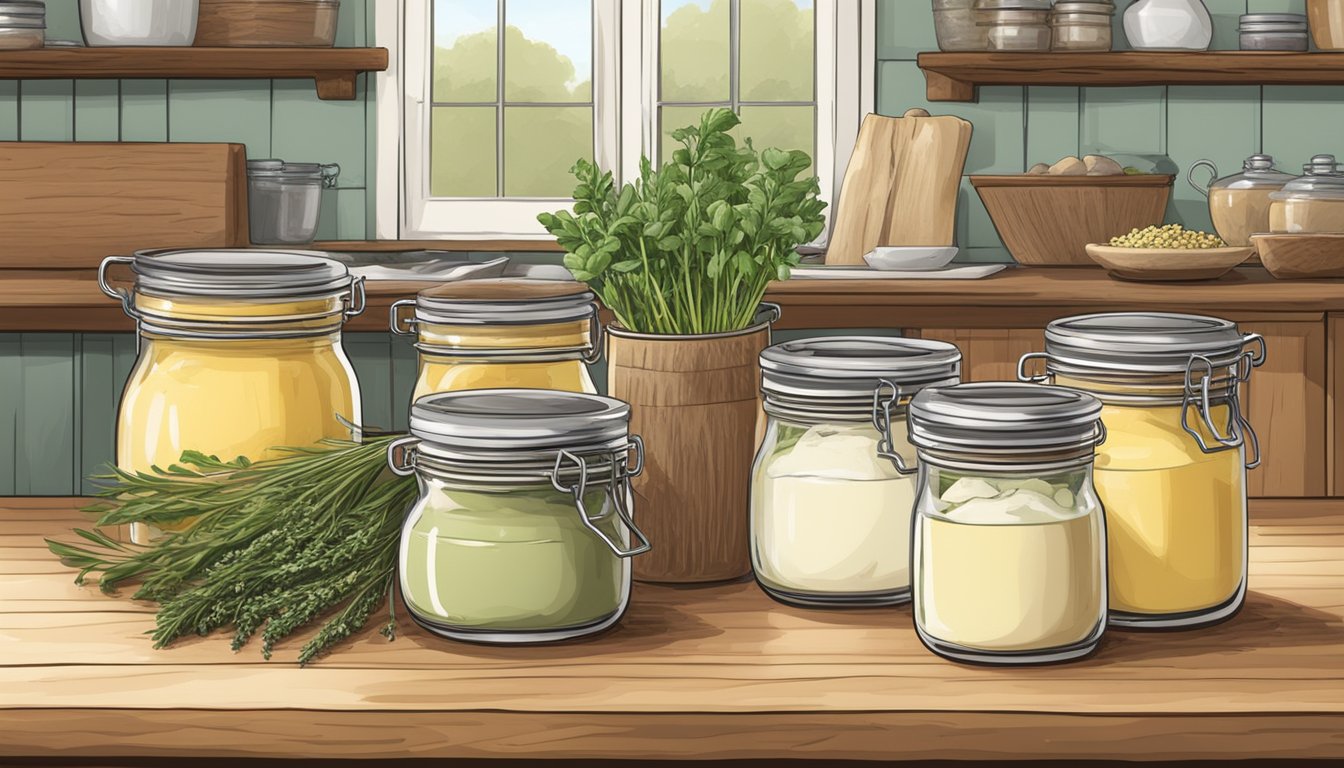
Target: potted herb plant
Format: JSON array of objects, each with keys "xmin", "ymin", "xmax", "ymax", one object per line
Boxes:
[{"xmin": 539, "ymin": 108, "xmax": 826, "ymax": 583}]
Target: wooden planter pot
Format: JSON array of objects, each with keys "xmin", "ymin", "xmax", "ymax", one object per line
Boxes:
[{"xmin": 607, "ymin": 306, "xmax": 778, "ymax": 584}]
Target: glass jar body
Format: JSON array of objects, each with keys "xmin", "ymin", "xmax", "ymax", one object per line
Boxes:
[
  {"xmin": 413, "ymin": 318, "xmax": 597, "ymax": 399},
  {"xmin": 1270, "ymin": 196, "xmax": 1344, "ymax": 234},
  {"xmin": 750, "ymin": 414, "xmax": 919, "ymax": 606},
  {"xmin": 982, "ymin": 10, "xmax": 1053, "ymax": 50},
  {"xmin": 1052, "ymin": 15, "xmax": 1114, "ymax": 50},
  {"xmin": 118, "ymin": 322, "xmax": 360, "ymax": 542},
  {"xmin": 912, "ymin": 461, "xmax": 1107, "ymax": 664},
  {"xmin": 399, "ymin": 475, "xmax": 632, "ymax": 643},
  {"xmin": 1056, "ymin": 375, "xmax": 1249, "ymax": 627}
]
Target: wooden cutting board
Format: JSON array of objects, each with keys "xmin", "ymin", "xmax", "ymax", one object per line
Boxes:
[
  {"xmin": 826, "ymin": 109, "xmax": 973, "ymax": 266},
  {"xmin": 0, "ymin": 142, "xmax": 250, "ymax": 269}
]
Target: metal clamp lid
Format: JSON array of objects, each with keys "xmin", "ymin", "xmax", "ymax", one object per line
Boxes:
[
  {"xmin": 550, "ymin": 440, "xmax": 651, "ymax": 558},
  {"xmin": 387, "ymin": 434, "xmax": 651, "ymax": 559},
  {"xmin": 872, "ymin": 379, "xmax": 916, "ymax": 475}
]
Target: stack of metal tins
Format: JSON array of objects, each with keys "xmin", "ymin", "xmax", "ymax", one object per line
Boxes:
[
  {"xmin": 0, "ymin": 1, "xmax": 44, "ymax": 49},
  {"xmin": 1051, "ymin": 1, "xmax": 1117, "ymax": 51},
  {"xmin": 1240, "ymin": 13, "xmax": 1310, "ymax": 51}
]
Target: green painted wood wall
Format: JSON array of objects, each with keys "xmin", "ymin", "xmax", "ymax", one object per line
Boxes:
[{"xmin": 4, "ymin": 0, "xmax": 1340, "ymax": 493}]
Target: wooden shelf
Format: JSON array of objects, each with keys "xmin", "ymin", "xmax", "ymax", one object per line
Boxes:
[
  {"xmin": 4, "ymin": 497, "xmax": 1342, "ymax": 762},
  {"xmin": 918, "ymin": 51, "xmax": 1344, "ymax": 102},
  {"xmin": 0, "ymin": 47, "xmax": 388, "ymax": 100},
  {"xmin": 7, "ymin": 266, "xmax": 1344, "ymax": 332}
]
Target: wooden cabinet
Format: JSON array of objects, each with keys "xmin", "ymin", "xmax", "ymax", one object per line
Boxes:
[{"xmin": 914, "ymin": 318, "xmax": 1329, "ymax": 499}]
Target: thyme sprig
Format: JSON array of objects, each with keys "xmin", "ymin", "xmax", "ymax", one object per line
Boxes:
[{"xmin": 45, "ymin": 436, "xmax": 417, "ymax": 664}]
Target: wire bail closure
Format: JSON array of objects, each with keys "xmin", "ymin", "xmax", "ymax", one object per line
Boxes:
[
  {"xmin": 1016, "ymin": 352, "xmax": 1051, "ymax": 384},
  {"xmin": 549, "ymin": 436, "xmax": 651, "ymax": 558},
  {"xmin": 1180, "ymin": 349, "xmax": 1262, "ymax": 469},
  {"xmin": 872, "ymin": 379, "xmax": 916, "ymax": 475}
]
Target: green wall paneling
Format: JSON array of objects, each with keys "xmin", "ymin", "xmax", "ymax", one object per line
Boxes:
[
  {"xmin": 1026, "ymin": 87, "xmax": 1081, "ymax": 167},
  {"xmin": 0, "ymin": 335, "xmax": 18, "ymax": 494},
  {"xmin": 876, "ymin": 0, "xmax": 935, "ymax": 61},
  {"xmin": 167, "ymin": 79, "xmax": 273, "ymax": 157},
  {"xmin": 1081, "ymin": 86, "xmax": 1168, "ymax": 156},
  {"xmin": 43, "ymin": 1, "xmax": 82, "ymax": 42},
  {"xmin": 13, "ymin": 334, "xmax": 77, "ymax": 496},
  {"xmin": 389, "ymin": 337, "xmax": 419, "ymax": 432},
  {"xmin": 20, "ymin": 80, "xmax": 75, "ymax": 141},
  {"xmin": 75, "ymin": 80, "xmax": 121, "ymax": 142},
  {"xmin": 120, "ymin": 80, "xmax": 169, "ymax": 142},
  {"xmin": 1263, "ymin": 86, "xmax": 1344, "ymax": 172},
  {"xmin": 0, "ymin": 81, "xmax": 17, "ymax": 140},
  {"xmin": 346, "ymin": 333, "xmax": 397, "ymax": 433}
]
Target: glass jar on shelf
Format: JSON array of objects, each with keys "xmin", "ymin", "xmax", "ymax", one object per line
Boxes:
[
  {"xmin": 1269, "ymin": 154, "xmax": 1344, "ymax": 234},
  {"xmin": 99, "ymin": 249, "xmax": 365, "ymax": 543},
  {"xmin": 975, "ymin": 0, "xmax": 1054, "ymax": 51},
  {"xmin": 1019, "ymin": 312, "xmax": 1265, "ymax": 628},
  {"xmin": 1051, "ymin": 1, "xmax": 1116, "ymax": 51},
  {"xmin": 1188, "ymin": 154, "xmax": 1295, "ymax": 246},
  {"xmin": 750, "ymin": 337, "xmax": 962, "ymax": 607},
  {"xmin": 390, "ymin": 278, "xmax": 602, "ymax": 400},
  {"xmin": 908, "ymin": 383, "xmax": 1108, "ymax": 665},
  {"xmin": 388, "ymin": 389, "xmax": 650, "ymax": 644}
]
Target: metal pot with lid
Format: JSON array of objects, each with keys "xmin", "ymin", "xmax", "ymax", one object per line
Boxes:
[
  {"xmin": 247, "ymin": 159, "xmax": 341, "ymax": 245},
  {"xmin": 1188, "ymin": 154, "xmax": 1295, "ymax": 246},
  {"xmin": 1270, "ymin": 154, "xmax": 1344, "ymax": 233}
]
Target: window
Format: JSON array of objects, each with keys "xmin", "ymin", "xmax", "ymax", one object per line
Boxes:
[
  {"xmin": 656, "ymin": 0, "xmax": 816, "ymax": 177},
  {"xmin": 377, "ymin": 0, "xmax": 872, "ymax": 240}
]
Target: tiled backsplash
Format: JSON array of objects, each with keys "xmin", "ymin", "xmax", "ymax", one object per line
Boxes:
[{"xmin": 880, "ymin": 0, "xmax": 1333, "ymax": 262}]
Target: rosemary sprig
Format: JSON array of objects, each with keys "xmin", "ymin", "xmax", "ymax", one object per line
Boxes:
[{"xmin": 45, "ymin": 435, "xmax": 417, "ymax": 664}]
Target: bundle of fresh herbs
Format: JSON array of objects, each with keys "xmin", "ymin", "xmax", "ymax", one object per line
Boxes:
[
  {"xmin": 46, "ymin": 436, "xmax": 417, "ymax": 664},
  {"xmin": 538, "ymin": 108, "xmax": 827, "ymax": 336}
]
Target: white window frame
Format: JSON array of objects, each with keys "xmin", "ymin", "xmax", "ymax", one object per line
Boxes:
[{"xmin": 376, "ymin": 0, "xmax": 874, "ymax": 242}]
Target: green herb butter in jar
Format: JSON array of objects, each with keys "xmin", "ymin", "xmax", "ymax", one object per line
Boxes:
[{"xmin": 388, "ymin": 389, "xmax": 650, "ymax": 644}]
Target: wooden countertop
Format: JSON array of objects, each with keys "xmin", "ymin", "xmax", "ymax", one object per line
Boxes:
[
  {"xmin": 5, "ymin": 267, "xmax": 1344, "ymax": 333},
  {"xmin": 3, "ymin": 497, "xmax": 1342, "ymax": 762}
]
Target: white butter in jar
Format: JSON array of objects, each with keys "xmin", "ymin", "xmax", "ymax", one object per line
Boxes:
[
  {"xmin": 750, "ymin": 336, "xmax": 962, "ymax": 608},
  {"xmin": 908, "ymin": 383, "xmax": 1109, "ymax": 664},
  {"xmin": 756, "ymin": 423, "xmax": 916, "ymax": 597}
]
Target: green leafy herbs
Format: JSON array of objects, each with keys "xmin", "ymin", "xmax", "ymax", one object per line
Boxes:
[
  {"xmin": 45, "ymin": 436, "xmax": 417, "ymax": 665},
  {"xmin": 538, "ymin": 107, "xmax": 827, "ymax": 335}
]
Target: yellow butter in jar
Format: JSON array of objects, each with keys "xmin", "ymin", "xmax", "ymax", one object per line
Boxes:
[
  {"xmin": 391, "ymin": 279, "xmax": 600, "ymax": 400},
  {"xmin": 1022, "ymin": 312, "xmax": 1266, "ymax": 629},
  {"xmin": 100, "ymin": 250, "xmax": 365, "ymax": 544}
]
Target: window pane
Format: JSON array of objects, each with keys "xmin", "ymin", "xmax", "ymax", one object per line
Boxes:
[
  {"xmin": 740, "ymin": 0, "xmax": 814, "ymax": 102},
  {"xmin": 659, "ymin": 105, "xmax": 712, "ymax": 165},
  {"xmin": 737, "ymin": 105, "xmax": 816, "ymax": 177},
  {"xmin": 432, "ymin": 106, "xmax": 497, "ymax": 197},
  {"xmin": 504, "ymin": 107, "xmax": 592, "ymax": 197},
  {"xmin": 434, "ymin": 0, "xmax": 498, "ymax": 103},
  {"xmin": 505, "ymin": 0, "xmax": 592, "ymax": 103},
  {"xmin": 661, "ymin": 0, "xmax": 729, "ymax": 102}
]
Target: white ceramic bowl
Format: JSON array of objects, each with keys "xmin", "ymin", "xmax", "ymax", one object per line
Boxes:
[
  {"xmin": 80, "ymin": 0, "xmax": 198, "ymax": 46},
  {"xmin": 863, "ymin": 246, "xmax": 959, "ymax": 271}
]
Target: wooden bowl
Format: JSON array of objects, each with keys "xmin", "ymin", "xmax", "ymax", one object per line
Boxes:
[
  {"xmin": 1084, "ymin": 244, "xmax": 1254, "ymax": 282},
  {"xmin": 1252, "ymin": 233, "xmax": 1344, "ymax": 279},
  {"xmin": 972, "ymin": 175, "xmax": 1174, "ymax": 266}
]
